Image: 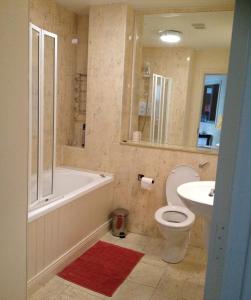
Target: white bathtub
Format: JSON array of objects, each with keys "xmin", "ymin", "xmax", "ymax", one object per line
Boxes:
[{"xmin": 28, "ymin": 167, "xmax": 114, "ymax": 222}]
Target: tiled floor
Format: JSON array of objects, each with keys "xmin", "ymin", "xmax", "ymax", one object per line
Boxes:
[{"xmin": 29, "ymin": 232, "xmax": 207, "ymax": 300}]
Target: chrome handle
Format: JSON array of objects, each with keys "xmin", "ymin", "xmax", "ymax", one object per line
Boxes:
[
  {"xmin": 199, "ymin": 161, "xmax": 209, "ymax": 168},
  {"xmin": 209, "ymin": 188, "xmax": 215, "ymax": 197}
]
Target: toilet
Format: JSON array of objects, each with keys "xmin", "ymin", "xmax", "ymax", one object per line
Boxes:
[{"xmin": 155, "ymin": 165, "xmax": 200, "ymax": 263}]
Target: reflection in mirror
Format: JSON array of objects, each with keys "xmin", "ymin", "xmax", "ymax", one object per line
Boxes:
[
  {"xmin": 139, "ymin": 73, "xmax": 172, "ymax": 144},
  {"xmin": 197, "ymin": 74, "xmax": 227, "ymax": 149},
  {"xmin": 122, "ymin": 11, "xmax": 233, "ymax": 152}
]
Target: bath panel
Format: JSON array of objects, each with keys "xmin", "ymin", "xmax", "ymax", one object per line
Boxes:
[{"xmin": 27, "ymin": 167, "xmax": 113, "ymax": 292}]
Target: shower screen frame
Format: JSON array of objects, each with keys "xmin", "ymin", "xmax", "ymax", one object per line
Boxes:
[
  {"xmin": 28, "ymin": 23, "xmax": 58, "ymax": 209},
  {"xmin": 149, "ymin": 74, "xmax": 172, "ymax": 144}
]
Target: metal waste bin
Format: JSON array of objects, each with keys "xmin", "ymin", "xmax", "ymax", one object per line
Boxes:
[{"xmin": 112, "ymin": 208, "xmax": 129, "ymax": 238}]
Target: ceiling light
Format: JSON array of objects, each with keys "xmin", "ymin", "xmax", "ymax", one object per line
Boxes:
[{"xmin": 160, "ymin": 30, "xmax": 182, "ymax": 43}]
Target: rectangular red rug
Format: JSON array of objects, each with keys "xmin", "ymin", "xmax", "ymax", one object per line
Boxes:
[{"xmin": 58, "ymin": 240, "xmax": 144, "ymax": 297}]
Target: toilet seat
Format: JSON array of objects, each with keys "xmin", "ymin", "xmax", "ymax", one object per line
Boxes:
[{"xmin": 155, "ymin": 205, "xmax": 195, "ymax": 231}]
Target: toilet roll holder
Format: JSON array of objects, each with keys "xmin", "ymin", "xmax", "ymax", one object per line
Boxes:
[{"xmin": 138, "ymin": 174, "xmax": 154, "ymax": 184}]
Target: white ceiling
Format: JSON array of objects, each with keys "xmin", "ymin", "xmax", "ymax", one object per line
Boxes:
[
  {"xmin": 55, "ymin": 0, "xmax": 234, "ymax": 15},
  {"xmin": 143, "ymin": 11, "xmax": 234, "ymax": 48}
]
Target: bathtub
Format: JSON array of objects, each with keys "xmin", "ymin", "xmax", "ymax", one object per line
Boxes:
[
  {"xmin": 28, "ymin": 167, "xmax": 114, "ymax": 222},
  {"xmin": 28, "ymin": 167, "xmax": 114, "ymax": 290}
]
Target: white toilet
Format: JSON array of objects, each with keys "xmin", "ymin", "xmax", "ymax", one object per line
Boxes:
[{"xmin": 155, "ymin": 165, "xmax": 200, "ymax": 263}]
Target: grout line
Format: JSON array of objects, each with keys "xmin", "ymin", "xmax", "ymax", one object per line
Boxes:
[
  {"xmin": 128, "ymin": 262, "xmax": 166, "ymax": 289},
  {"xmin": 127, "ymin": 277, "xmax": 157, "ymax": 289},
  {"xmin": 149, "ymin": 286, "xmax": 157, "ymax": 300},
  {"xmin": 69, "ymin": 282, "xmax": 104, "ymax": 299},
  {"xmin": 155, "ymin": 272, "xmax": 164, "ymax": 290},
  {"xmin": 126, "ymin": 279, "xmax": 156, "ymax": 289}
]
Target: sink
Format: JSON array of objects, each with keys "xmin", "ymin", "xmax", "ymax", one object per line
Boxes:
[
  {"xmin": 177, "ymin": 181, "xmax": 215, "ymax": 219},
  {"xmin": 177, "ymin": 181, "xmax": 215, "ymax": 248}
]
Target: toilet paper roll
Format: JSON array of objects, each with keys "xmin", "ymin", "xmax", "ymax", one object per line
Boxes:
[
  {"xmin": 132, "ymin": 131, "xmax": 142, "ymax": 143},
  {"xmin": 141, "ymin": 177, "xmax": 154, "ymax": 190}
]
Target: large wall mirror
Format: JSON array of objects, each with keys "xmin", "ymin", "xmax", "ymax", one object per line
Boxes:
[{"xmin": 121, "ymin": 10, "xmax": 234, "ymax": 152}]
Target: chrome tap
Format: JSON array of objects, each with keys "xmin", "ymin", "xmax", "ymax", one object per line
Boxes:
[
  {"xmin": 199, "ymin": 161, "xmax": 209, "ymax": 168},
  {"xmin": 209, "ymin": 188, "xmax": 215, "ymax": 197}
]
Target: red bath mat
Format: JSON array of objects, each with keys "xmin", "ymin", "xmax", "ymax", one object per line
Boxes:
[{"xmin": 58, "ymin": 240, "xmax": 144, "ymax": 297}]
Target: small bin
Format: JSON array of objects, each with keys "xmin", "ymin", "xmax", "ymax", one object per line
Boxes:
[{"xmin": 111, "ymin": 208, "xmax": 129, "ymax": 238}]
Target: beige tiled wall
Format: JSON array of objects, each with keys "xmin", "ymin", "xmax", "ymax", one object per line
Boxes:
[
  {"xmin": 121, "ymin": 7, "xmax": 135, "ymax": 141},
  {"xmin": 62, "ymin": 4, "xmax": 219, "ymax": 248},
  {"xmin": 30, "ymin": 0, "xmax": 78, "ymax": 164}
]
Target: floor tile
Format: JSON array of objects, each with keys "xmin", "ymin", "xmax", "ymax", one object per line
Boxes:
[
  {"xmin": 60, "ymin": 285, "xmax": 103, "ymax": 300},
  {"xmin": 101, "ymin": 232, "xmax": 147, "ymax": 253},
  {"xmin": 129, "ymin": 261, "xmax": 165, "ymax": 287},
  {"xmin": 114, "ymin": 240, "xmax": 145, "ymax": 253},
  {"xmin": 150, "ymin": 274, "xmax": 182, "ymax": 300},
  {"xmin": 29, "ymin": 276, "xmax": 70, "ymax": 299},
  {"xmin": 69, "ymin": 282, "xmax": 104, "ymax": 299},
  {"xmin": 180, "ymin": 280, "xmax": 204, "ymax": 300},
  {"xmin": 101, "ymin": 232, "xmax": 120, "ymax": 244},
  {"xmin": 143, "ymin": 237, "xmax": 165, "ymax": 257},
  {"xmin": 140, "ymin": 254, "xmax": 168, "ymax": 269},
  {"xmin": 121, "ymin": 232, "xmax": 149, "ymax": 247},
  {"xmin": 107, "ymin": 279, "xmax": 154, "ymax": 300},
  {"xmin": 164, "ymin": 248, "xmax": 206, "ymax": 285}
]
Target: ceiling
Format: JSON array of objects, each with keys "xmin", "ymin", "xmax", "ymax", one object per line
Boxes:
[
  {"xmin": 55, "ymin": 0, "xmax": 235, "ymax": 15},
  {"xmin": 143, "ymin": 11, "xmax": 234, "ymax": 48}
]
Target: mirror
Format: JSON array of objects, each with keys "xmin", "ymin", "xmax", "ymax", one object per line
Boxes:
[
  {"xmin": 139, "ymin": 73, "xmax": 172, "ymax": 144},
  {"xmin": 122, "ymin": 11, "xmax": 234, "ymax": 152},
  {"xmin": 198, "ymin": 74, "xmax": 227, "ymax": 149}
]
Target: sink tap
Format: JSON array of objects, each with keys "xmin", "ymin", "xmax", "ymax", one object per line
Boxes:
[
  {"xmin": 199, "ymin": 161, "xmax": 209, "ymax": 168},
  {"xmin": 209, "ymin": 188, "xmax": 215, "ymax": 197}
]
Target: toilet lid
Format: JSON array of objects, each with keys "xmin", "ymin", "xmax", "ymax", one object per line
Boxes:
[{"xmin": 166, "ymin": 165, "xmax": 200, "ymax": 207}]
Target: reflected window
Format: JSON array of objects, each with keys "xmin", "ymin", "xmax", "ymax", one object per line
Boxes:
[
  {"xmin": 201, "ymin": 84, "xmax": 220, "ymax": 122},
  {"xmin": 197, "ymin": 74, "xmax": 227, "ymax": 149}
]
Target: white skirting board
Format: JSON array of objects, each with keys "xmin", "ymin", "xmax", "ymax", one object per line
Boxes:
[{"xmin": 27, "ymin": 219, "xmax": 111, "ymax": 296}]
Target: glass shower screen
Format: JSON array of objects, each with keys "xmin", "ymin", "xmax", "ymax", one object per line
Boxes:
[
  {"xmin": 29, "ymin": 24, "xmax": 57, "ymax": 207},
  {"xmin": 150, "ymin": 74, "xmax": 171, "ymax": 144}
]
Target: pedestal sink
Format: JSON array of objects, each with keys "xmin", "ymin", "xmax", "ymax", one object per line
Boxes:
[{"xmin": 177, "ymin": 181, "xmax": 215, "ymax": 248}]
